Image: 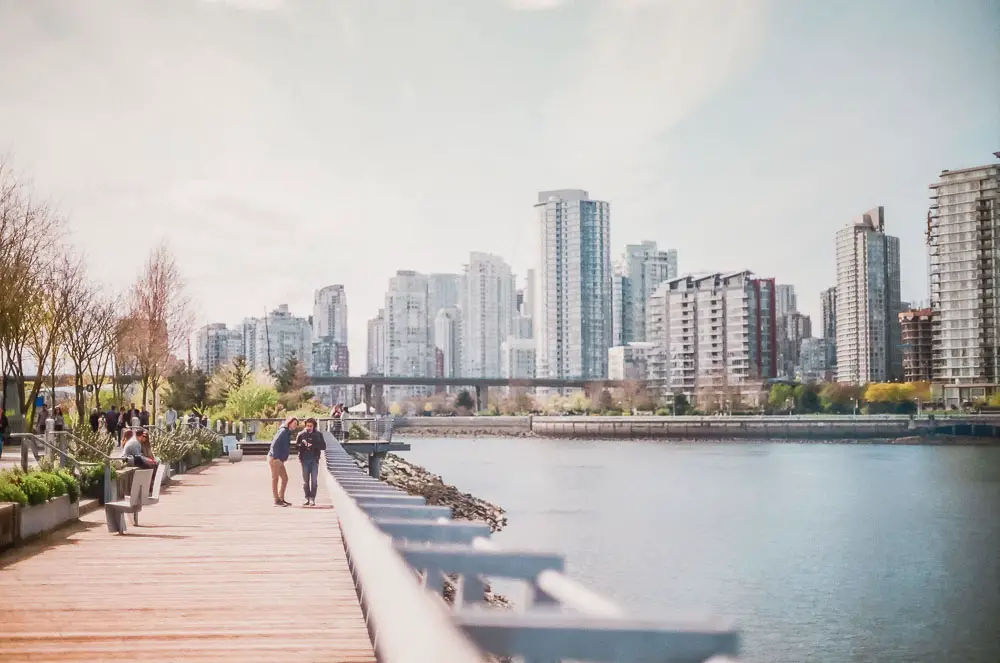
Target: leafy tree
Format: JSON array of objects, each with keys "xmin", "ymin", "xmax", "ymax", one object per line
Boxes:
[
  {"xmin": 225, "ymin": 380, "xmax": 280, "ymax": 420},
  {"xmin": 768, "ymin": 384, "xmax": 796, "ymax": 412},
  {"xmin": 455, "ymin": 390, "xmax": 475, "ymax": 412},
  {"xmin": 793, "ymin": 384, "xmax": 822, "ymax": 413},
  {"xmin": 165, "ymin": 365, "xmax": 208, "ymax": 412},
  {"xmin": 275, "ymin": 351, "xmax": 308, "ymax": 393},
  {"xmin": 673, "ymin": 393, "xmax": 691, "ymax": 415},
  {"xmin": 208, "ymin": 356, "xmax": 253, "ymax": 405},
  {"xmin": 819, "ymin": 382, "xmax": 864, "ymax": 414}
]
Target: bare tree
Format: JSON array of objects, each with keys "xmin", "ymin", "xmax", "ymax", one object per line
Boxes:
[
  {"xmin": 0, "ymin": 159, "xmax": 63, "ymax": 415},
  {"xmin": 129, "ymin": 244, "xmax": 192, "ymax": 418},
  {"xmin": 23, "ymin": 254, "xmax": 85, "ymax": 425},
  {"xmin": 85, "ymin": 293, "xmax": 123, "ymax": 411}
]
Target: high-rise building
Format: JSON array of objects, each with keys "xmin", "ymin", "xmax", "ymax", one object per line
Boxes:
[
  {"xmin": 535, "ymin": 189, "xmax": 612, "ymax": 380},
  {"xmin": 646, "ymin": 271, "xmax": 777, "ymax": 399},
  {"xmin": 821, "ymin": 286, "xmax": 837, "ymax": 369},
  {"xmin": 312, "ymin": 285, "xmax": 348, "ymax": 344},
  {"xmin": 614, "ymin": 242, "xmax": 679, "ymax": 344},
  {"xmin": 194, "ymin": 323, "xmax": 243, "ymax": 375},
  {"xmin": 797, "ymin": 337, "xmax": 830, "ymax": 383},
  {"xmin": 928, "ymin": 155, "xmax": 1000, "ymax": 386},
  {"xmin": 777, "ymin": 312, "xmax": 812, "ymax": 378},
  {"xmin": 501, "ymin": 337, "xmax": 536, "ymax": 379},
  {"xmin": 242, "ymin": 305, "xmax": 313, "ymax": 375},
  {"xmin": 899, "ymin": 308, "xmax": 935, "ymax": 383},
  {"xmin": 608, "ymin": 342, "xmax": 656, "ymax": 381},
  {"xmin": 434, "ymin": 306, "xmax": 463, "ymax": 379},
  {"xmin": 384, "ymin": 271, "xmax": 433, "ymax": 398},
  {"xmin": 462, "ymin": 252, "xmax": 517, "ymax": 378},
  {"xmin": 366, "ymin": 309, "xmax": 386, "ymax": 375},
  {"xmin": 312, "ymin": 285, "xmax": 349, "ymax": 378},
  {"xmin": 776, "ymin": 285, "xmax": 797, "ymax": 318},
  {"xmin": 835, "ymin": 207, "xmax": 902, "ymax": 384},
  {"xmin": 428, "ymin": 273, "xmax": 464, "ymax": 322}
]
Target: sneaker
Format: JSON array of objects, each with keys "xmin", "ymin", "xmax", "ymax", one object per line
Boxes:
[
  {"xmin": 302, "ymin": 499, "xmax": 311, "ymax": 506},
  {"xmin": 273, "ymin": 499, "xmax": 284, "ymax": 507},
  {"xmin": 309, "ymin": 498, "xmax": 316, "ymax": 506},
  {"xmin": 279, "ymin": 499, "xmax": 291, "ymax": 507}
]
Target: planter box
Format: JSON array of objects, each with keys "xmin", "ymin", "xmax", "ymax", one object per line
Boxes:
[
  {"xmin": 19, "ymin": 495, "xmax": 79, "ymax": 540},
  {"xmin": 0, "ymin": 503, "xmax": 19, "ymax": 550}
]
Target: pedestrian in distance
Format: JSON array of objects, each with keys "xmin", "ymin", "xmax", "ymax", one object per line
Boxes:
[
  {"xmin": 268, "ymin": 416, "xmax": 298, "ymax": 507},
  {"xmin": 296, "ymin": 417, "xmax": 326, "ymax": 506}
]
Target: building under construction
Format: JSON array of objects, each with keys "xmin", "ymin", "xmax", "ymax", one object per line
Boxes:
[
  {"xmin": 927, "ymin": 153, "xmax": 999, "ymax": 405},
  {"xmin": 899, "ymin": 308, "xmax": 935, "ymax": 383}
]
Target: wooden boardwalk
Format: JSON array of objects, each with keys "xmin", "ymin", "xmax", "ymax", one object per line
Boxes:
[{"xmin": 0, "ymin": 458, "xmax": 376, "ymax": 663}]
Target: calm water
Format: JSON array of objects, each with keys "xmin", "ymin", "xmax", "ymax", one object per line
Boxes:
[{"xmin": 401, "ymin": 437, "xmax": 1000, "ymax": 663}]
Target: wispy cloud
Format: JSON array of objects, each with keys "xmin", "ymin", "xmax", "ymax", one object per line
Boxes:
[
  {"xmin": 547, "ymin": 0, "xmax": 771, "ymax": 188},
  {"xmin": 201, "ymin": 0, "xmax": 285, "ymax": 11},
  {"xmin": 507, "ymin": 0, "xmax": 567, "ymax": 10}
]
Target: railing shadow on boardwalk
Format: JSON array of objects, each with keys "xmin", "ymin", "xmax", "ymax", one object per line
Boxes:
[{"xmin": 322, "ymin": 431, "xmax": 743, "ymax": 663}]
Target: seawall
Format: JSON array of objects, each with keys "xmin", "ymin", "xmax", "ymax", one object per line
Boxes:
[{"xmin": 391, "ymin": 415, "xmax": 1000, "ymax": 441}]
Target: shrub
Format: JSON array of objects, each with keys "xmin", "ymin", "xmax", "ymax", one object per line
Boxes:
[
  {"xmin": 655, "ymin": 408, "xmax": 671, "ymax": 416},
  {"xmin": 348, "ymin": 423, "xmax": 371, "ymax": 440},
  {"xmin": 80, "ymin": 462, "xmax": 117, "ymax": 501},
  {"xmin": 55, "ymin": 470, "xmax": 80, "ymax": 503},
  {"xmin": 0, "ymin": 480, "xmax": 28, "ymax": 506},
  {"xmin": 19, "ymin": 475, "xmax": 50, "ymax": 506},
  {"xmin": 35, "ymin": 472, "xmax": 66, "ymax": 499}
]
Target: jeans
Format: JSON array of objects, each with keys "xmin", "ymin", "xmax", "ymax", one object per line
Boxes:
[{"xmin": 301, "ymin": 457, "xmax": 319, "ymax": 500}]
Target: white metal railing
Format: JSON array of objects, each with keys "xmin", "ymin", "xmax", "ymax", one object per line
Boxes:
[{"xmin": 323, "ymin": 433, "xmax": 742, "ymax": 662}]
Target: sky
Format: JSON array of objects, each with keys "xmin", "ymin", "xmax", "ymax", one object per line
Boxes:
[{"xmin": 1, "ymin": 0, "xmax": 998, "ymax": 374}]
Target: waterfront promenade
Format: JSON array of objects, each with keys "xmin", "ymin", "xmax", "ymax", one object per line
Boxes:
[{"xmin": 0, "ymin": 460, "xmax": 375, "ymax": 662}]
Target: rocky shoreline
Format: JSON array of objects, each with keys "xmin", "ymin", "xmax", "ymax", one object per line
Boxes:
[
  {"xmin": 395, "ymin": 427, "xmax": 534, "ymax": 439},
  {"xmin": 349, "ymin": 452, "xmax": 512, "ymax": 608}
]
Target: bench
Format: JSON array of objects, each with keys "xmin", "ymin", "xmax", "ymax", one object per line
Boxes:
[
  {"xmin": 141, "ymin": 463, "xmax": 167, "ymax": 506},
  {"xmin": 104, "ymin": 469, "xmax": 153, "ymax": 534}
]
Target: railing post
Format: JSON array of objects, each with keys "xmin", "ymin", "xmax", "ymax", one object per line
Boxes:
[
  {"xmin": 45, "ymin": 418, "xmax": 56, "ymax": 465},
  {"xmin": 103, "ymin": 461, "xmax": 113, "ymax": 504},
  {"xmin": 20, "ymin": 436, "xmax": 29, "ymax": 472},
  {"xmin": 369, "ymin": 452, "xmax": 385, "ymax": 479}
]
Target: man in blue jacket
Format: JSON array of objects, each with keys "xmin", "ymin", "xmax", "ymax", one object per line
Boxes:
[
  {"xmin": 268, "ymin": 416, "xmax": 298, "ymax": 506},
  {"xmin": 296, "ymin": 417, "xmax": 326, "ymax": 506}
]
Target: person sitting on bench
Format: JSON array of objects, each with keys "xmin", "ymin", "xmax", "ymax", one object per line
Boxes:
[{"xmin": 123, "ymin": 429, "xmax": 159, "ymax": 475}]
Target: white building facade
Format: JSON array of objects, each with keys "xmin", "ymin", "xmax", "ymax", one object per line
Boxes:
[
  {"xmin": 608, "ymin": 342, "xmax": 656, "ymax": 381},
  {"xmin": 434, "ymin": 306, "xmax": 463, "ymax": 379},
  {"xmin": 928, "ymin": 156, "xmax": 1000, "ymax": 385},
  {"xmin": 366, "ymin": 309, "xmax": 386, "ymax": 375},
  {"xmin": 194, "ymin": 323, "xmax": 243, "ymax": 375},
  {"xmin": 242, "ymin": 305, "xmax": 313, "ymax": 375},
  {"xmin": 462, "ymin": 252, "xmax": 516, "ymax": 378},
  {"xmin": 501, "ymin": 337, "xmax": 536, "ymax": 380},
  {"xmin": 384, "ymin": 271, "xmax": 433, "ymax": 400},
  {"xmin": 834, "ymin": 207, "xmax": 903, "ymax": 384},
  {"xmin": 535, "ymin": 189, "xmax": 612, "ymax": 380},
  {"xmin": 615, "ymin": 241, "xmax": 678, "ymax": 344},
  {"xmin": 646, "ymin": 271, "xmax": 777, "ymax": 399}
]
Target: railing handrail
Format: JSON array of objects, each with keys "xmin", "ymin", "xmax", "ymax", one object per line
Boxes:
[
  {"xmin": 324, "ymin": 433, "xmax": 742, "ymax": 661},
  {"xmin": 320, "ymin": 443, "xmax": 484, "ymax": 662}
]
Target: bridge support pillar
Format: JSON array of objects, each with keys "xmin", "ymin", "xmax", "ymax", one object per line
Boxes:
[
  {"xmin": 475, "ymin": 385, "xmax": 489, "ymax": 412},
  {"xmin": 363, "ymin": 384, "xmax": 373, "ymax": 414},
  {"xmin": 373, "ymin": 384, "xmax": 385, "ymax": 414},
  {"xmin": 369, "ymin": 452, "xmax": 385, "ymax": 479}
]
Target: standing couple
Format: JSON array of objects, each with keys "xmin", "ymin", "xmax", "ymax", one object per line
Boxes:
[{"xmin": 267, "ymin": 416, "xmax": 326, "ymax": 507}]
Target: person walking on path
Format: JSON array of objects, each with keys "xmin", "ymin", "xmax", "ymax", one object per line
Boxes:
[
  {"xmin": 267, "ymin": 416, "xmax": 298, "ymax": 507},
  {"xmin": 88, "ymin": 408, "xmax": 101, "ymax": 433},
  {"xmin": 296, "ymin": 417, "xmax": 326, "ymax": 506}
]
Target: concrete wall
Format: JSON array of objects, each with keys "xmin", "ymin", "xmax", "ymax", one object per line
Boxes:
[
  {"xmin": 393, "ymin": 415, "xmax": 999, "ymax": 440},
  {"xmin": 19, "ymin": 494, "xmax": 79, "ymax": 540}
]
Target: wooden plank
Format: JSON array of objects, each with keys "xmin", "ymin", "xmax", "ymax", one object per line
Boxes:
[{"xmin": 0, "ymin": 459, "xmax": 376, "ymax": 663}]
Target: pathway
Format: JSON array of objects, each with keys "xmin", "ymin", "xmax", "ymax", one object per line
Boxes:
[{"xmin": 0, "ymin": 458, "xmax": 376, "ymax": 662}]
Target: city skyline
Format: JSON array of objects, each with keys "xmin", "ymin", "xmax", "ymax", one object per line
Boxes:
[{"xmin": 1, "ymin": 1, "xmax": 996, "ymax": 372}]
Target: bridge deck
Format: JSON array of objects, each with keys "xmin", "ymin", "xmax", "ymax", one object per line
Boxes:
[{"xmin": 0, "ymin": 459, "xmax": 376, "ymax": 662}]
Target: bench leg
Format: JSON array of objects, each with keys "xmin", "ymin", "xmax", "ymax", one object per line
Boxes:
[
  {"xmin": 132, "ymin": 509, "xmax": 140, "ymax": 527},
  {"xmin": 105, "ymin": 509, "xmax": 117, "ymax": 533}
]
